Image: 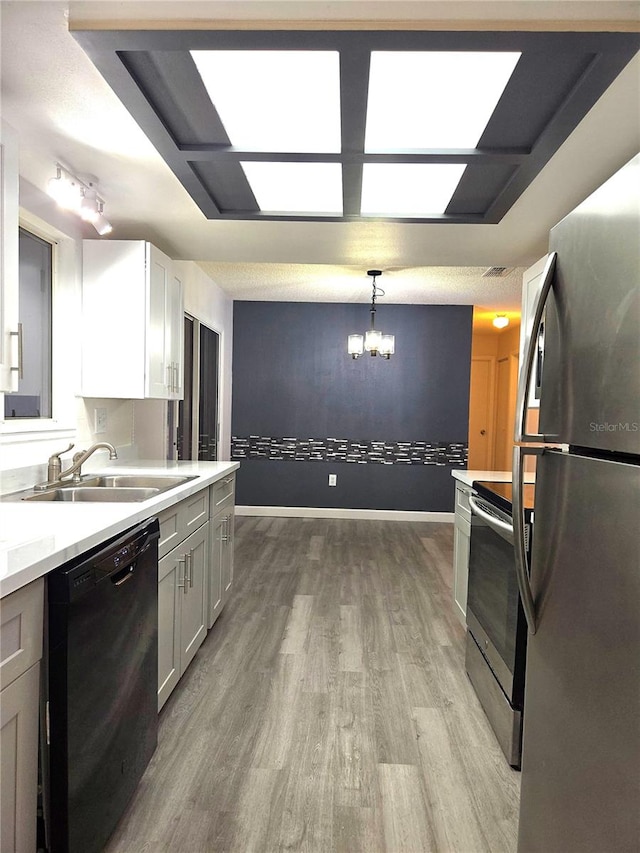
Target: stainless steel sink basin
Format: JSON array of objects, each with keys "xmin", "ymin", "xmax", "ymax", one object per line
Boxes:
[
  {"xmin": 2, "ymin": 473, "xmax": 198, "ymax": 502},
  {"xmin": 79, "ymin": 474, "xmax": 196, "ymax": 490},
  {"xmin": 23, "ymin": 487, "xmax": 162, "ymax": 502}
]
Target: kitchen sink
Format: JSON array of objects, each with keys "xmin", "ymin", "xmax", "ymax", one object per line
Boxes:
[{"xmin": 2, "ymin": 474, "xmax": 198, "ymax": 502}]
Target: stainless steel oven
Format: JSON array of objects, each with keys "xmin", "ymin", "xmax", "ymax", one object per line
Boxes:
[{"xmin": 465, "ymin": 480, "xmax": 534, "ymax": 768}]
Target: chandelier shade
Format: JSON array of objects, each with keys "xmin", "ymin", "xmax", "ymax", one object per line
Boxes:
[{"xmin": 348, "ymin": 270, "xmax": 394, "ymax": 359}]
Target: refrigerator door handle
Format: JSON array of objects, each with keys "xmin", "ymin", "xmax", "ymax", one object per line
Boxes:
[
  {"xmin": 515, "ymin": 251, "xmax": 558, "ymax": 443},
  {"xmin": 512, "ymin": 445, "xmax": 543, "ymax": 634}
]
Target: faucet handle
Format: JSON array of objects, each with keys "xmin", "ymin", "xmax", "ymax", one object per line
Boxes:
[
  {"xmin": 47, "ymin": 443, "xmax": 75, "ymax": 481},
  {"xmin": 51, "ymin": 442, "xmax": 75, "ymax": 458}
]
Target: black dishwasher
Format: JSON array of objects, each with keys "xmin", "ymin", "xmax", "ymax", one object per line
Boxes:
[{"xmin": 45, "ymin": 518, "xmax": 160, "ymax": 853}]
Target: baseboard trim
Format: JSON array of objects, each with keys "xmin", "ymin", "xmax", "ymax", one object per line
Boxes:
[{"xmin": 235, "ymin": 505, "xmax": 455, "ymax": 522}]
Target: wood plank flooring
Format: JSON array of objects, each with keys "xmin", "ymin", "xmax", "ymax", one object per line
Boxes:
[{"xmin": 105, "ymin": 517, "xmax": 520, "ymax": 853}]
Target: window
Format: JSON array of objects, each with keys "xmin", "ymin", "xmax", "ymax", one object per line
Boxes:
[{"xmin": 4, "ymin": 228, "xmax": 53, "ymax": 419}]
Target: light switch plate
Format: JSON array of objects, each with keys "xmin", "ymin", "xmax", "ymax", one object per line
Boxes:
[
  {"xmin": 328, "ymin": 474, "xmax": 337, "ymax": 486},
  {"xmin": 94, "ymin": 407, "xmax": 107, "ymax": 434}
]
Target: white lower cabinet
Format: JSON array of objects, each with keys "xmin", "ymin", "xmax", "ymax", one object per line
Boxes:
[
  {"xmin": 208, "ymin": 512, "xmax": 225, "ymax": 629},
  {"xmin": 157, "ymin": 475, "xmax": 236, "ymax": 709},
  {"xmin": 209, "ymin": 505, "xmax": 234, "ymax": 628},
  {"xmin": 157, "ymin": 492, "xmax": 209, "ymax": 711},
  {"xmin": 1, "ymin": 663, "xmax": 40, "ymax": 853},
  {"xmin": 453, "ymin": 482, "xmax": 472, "ymax": 627},
  {"xmin": 179, "ymin": 525, "xmax": 208, "ymax": 669},
  {"xmin": 0, "ymin": 577, "xmax": 43, "ymax": 853},
  {"xmin": 208, "ymin": 474, "xmax": 235, "ymax": 629}
]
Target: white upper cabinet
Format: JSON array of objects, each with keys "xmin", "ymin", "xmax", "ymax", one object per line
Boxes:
[
  {"xmin": 0, "ymin": 122, "xmax": 20, "ymax": 393},
  {"xmin": 166, "ymin": 269, "xmax": 183, "ymax": 400},
  {"xmin": 81, "ymin": 240, "xmax": 183, "ymax": 399}
]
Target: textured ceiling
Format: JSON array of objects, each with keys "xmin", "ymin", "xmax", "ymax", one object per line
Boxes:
[
  {"xmin": 196, "ymin": 262, "xmax": 526, "ymax": 310},
  {"xmin": 1, "ymin": 1, "xmax": 639, "ymax": 309}
]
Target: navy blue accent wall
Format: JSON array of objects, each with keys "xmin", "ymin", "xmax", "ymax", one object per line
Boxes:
[{"xmin": 232, "ymin": 302, "xmax": 473, "ymax": 511}]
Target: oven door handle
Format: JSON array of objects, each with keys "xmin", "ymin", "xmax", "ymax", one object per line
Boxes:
[{"xmin": 469, "ymin": 495, "xmax": 514, "ymax": 543}]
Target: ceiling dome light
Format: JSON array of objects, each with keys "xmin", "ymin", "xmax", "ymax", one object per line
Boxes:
[{"xmin": 493, "ymin": 314, "xmax": 510, "ymax": 329}]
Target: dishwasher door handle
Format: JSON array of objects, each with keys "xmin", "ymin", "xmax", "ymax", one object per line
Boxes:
[{"xmin": 112, "ymin": 564, "xmax": 135, "ymax": 586}]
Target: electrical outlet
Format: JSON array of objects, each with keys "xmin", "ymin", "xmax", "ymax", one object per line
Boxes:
[
  {"xmin": 94, "ymin": 407, "xmax": 107, "ymax": 435},
  {"xmin": 328, "ymin": 474, "xmax": 337, "ymax": 486}
]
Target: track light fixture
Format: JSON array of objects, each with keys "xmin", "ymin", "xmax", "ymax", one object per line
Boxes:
[
  {"xmin": 348, "ymin": 270, "xmax": 395, "ymax": 359},
  {"xmin": 47, "ymin": 164, "xmax": 112, "ymax": 235}
]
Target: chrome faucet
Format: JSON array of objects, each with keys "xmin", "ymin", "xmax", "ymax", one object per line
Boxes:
[{"xmin": 35, "ymin": 442, "xmax": 118, "ymax": 491}]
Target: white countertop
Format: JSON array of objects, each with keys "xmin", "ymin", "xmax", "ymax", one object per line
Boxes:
[
  {"xmin": 452, "ymin": 469, "xmax": 512, "ymax": 487},
  {"xmin": 0, "ymin": 460, "xmax": 239, "ymax": 598},
  {"xmin": 452, "ymin": 469, "xmax": 536, "ymax": 487}
]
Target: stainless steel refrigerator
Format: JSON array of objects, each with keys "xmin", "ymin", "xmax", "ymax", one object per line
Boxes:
[{"xmin": 512, "ymin": 154, "xmax": 640, "ymax": 853}]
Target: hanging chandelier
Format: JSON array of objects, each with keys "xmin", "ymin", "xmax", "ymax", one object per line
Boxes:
[{"xmin": 348, "ymin": 270, "xmax": 395, "ymax": 359}]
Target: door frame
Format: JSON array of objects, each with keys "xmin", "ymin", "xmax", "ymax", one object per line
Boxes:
[{"xmin": 176, "ymin": 313, "xmax": 221, "ymax": 461}]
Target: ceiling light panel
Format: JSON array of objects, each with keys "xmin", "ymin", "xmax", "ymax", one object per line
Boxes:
[
  {"xmin": 240, "ymin": 162, "xmax": 343, "ymax": 214},
  {"xmin": 191, "ymin": 50, "xmax": 341, "ymax": 152},
  {"xmin": 361, "ymin": 163, "xmax": 466, "ymax": 216},
  {"xmin": 365, "ymin": 51, "xmax": 521, "ymax": 150}
]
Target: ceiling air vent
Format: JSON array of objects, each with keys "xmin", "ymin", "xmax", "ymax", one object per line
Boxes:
[{"xmin": 482, "ymin": 266, "xmax": 512, "ymax": 278}]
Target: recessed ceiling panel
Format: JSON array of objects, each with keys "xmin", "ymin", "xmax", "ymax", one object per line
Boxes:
[
  {"xmin": 365, "ymin": 51, "xmax": 521, "ymax": 151},
  {"xmin": 240, "ymin": 162, "xmax": 343, "ymax": 213},
  {"xmin": 190, "ymin": 50, "xmax": 341, "ymax": 153},
  {"xmin": 361, "ymin": 163, "xmax": 466, "ymax": 216},
  {"xmin": 72, "ymin": 27, "xmax": 640, "ymax": 223}
]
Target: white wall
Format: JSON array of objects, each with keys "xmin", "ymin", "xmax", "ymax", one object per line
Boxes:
[
  {"xmin": 0, "ymin": 179, "xmax": 137, "ymax": 476},
  {"xmin": 174, "ymin": 260, "xmax": 234, "ymax": 460},
  {"xmin": 0, "ymin": 177, "xmax": 234, "ymax": 483}
]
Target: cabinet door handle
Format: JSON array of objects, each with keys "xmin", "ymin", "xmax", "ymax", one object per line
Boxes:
[
  {"xmin": 186, "ymin": 550, "xmax": 194, "ymax": 587},
  {"xmin": 10, "ymin": 323, "xmax": 24, "ymax": 379},
  {"xmin": 166, "ymin": 363, "xmax": 173, "ymax": 393},
  {"xmin": 177, "ymin": 555, "xmax": 187, "ymax": 593},
  {"xmin": 221, "ymin": 517, "xmax": 229, "ymax": 543},
  {"xmin": 173, "ymin": 362, "xmax": 179, "ymax": 393}
]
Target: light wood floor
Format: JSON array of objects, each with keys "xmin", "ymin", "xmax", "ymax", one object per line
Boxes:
[{"xmin": 105, "ymin": 517, "xmax": 520, "ymax": 853}]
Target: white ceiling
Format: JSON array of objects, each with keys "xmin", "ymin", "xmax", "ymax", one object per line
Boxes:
[{"xmin": 1, "ymin": 1, "xmax": 638, "ymax": 311}]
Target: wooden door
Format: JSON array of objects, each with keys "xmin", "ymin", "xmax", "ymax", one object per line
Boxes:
[
  {"xmin": 468, "ymin": 356, "xmax": 496, "ymax": 470},
  {"xmin": 494, "ymin": 353, "xmax": 519, "ymax": 470}
]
